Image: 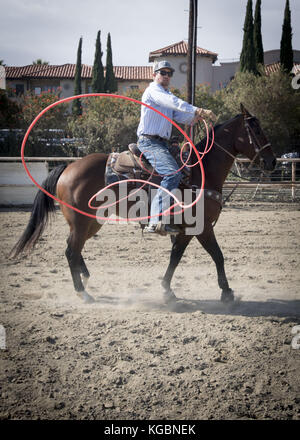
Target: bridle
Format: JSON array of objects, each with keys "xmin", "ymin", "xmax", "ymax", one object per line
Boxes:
[
  {"xmin": 243, "ymin": 116, "xmax": 271, "ymax": 170},
  {"xmin": 212, "ymin": 115, "xmax": 271, "ymax": 173},
  {"xmin": 191, "ymin": 115, "xmax": 273, "ymax": 220}
]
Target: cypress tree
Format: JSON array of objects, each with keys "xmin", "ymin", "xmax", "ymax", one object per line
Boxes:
[
  {"xmin": 280, "ymin": 0, "xmax": 293, "ymax": 73},
  {"xmin": 254, "ymin": 0, "xmax": 264, "ymax": 66},
  {"xmin": 104, "ymin": 33, "xmax": 117, "ymax": 93},
  {"xmin": 91, "ymin": 31, "xmax": 105, "ymax": 92},
  {"xmin": 72, "ymin": 37, "xmax": 82, "ymax": 117},
  {"xmin": 240, "ymin": 0, "xmax": 258, "ymax": 75}
]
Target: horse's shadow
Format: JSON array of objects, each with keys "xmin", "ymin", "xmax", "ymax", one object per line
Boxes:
[
  {"xmin": 93, "ymin": 294, "xmax": 300, "ymax": 322},
  {"xmin": 170, "ymin": 297, "xmax": 300, "ymax": 321}
]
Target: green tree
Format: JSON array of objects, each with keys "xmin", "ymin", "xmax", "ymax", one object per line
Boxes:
[
  {"xmin": 72, "ymin": 37, "xmax": 83, "ymax": 116},
  {"xmin": 223, "ymin": 71, "xmax": 300, "ymax": 156},
  {"xmin": 254, "ymin": 0, "xmax": 264, "ymax": 66},
  {"xmin": 240, "ymin": 0, "xmax": 258, "ymax": 75},
  {"xmin": 32, "ymin": 59, "xmax": 49, "ymax": 65},
  {"xmin": 104, "ymin": 33, "xmax": 117, "ymax": 93},
  {"xmin": 20, "ymin": 90, "xmax": 67, "ymax": 130},
  {"xmin": 170, "ymin": 84, "xmax": 231, "ymax": 142},
  {"xmin": 0, "ymin": 89, "xmax": 21, "ymax": 128},
  {"xmin": 0, "ymin": 89, "xmax": 70, "ymax": 157},
  {"xmin": 91, "ymin": 31, "xmax": 105, "ymax": 93},
  {"xmin": 280, "ymin": 0, "xmax": 293, "ymax": 73},
  {"xmin": 68, "ymin": 89, "xmax": 142, "ymax": 154}
]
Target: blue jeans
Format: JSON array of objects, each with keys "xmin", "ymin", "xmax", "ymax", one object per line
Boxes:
[{"xmin": 137, "ymin": 136, "xmax": 182, "ymax": 225}]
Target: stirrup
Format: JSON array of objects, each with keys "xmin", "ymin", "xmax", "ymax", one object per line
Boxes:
[
  {"xmin": 144, "ymin": 222, "xmax": 181, "ymax": 236},
  {"xmin": 156, "ymin": 222, "xmax": 180, "ymax": 236},
  {"xmin": 163, "ymin": 224, "xmax": 181, "ymax": 235}
]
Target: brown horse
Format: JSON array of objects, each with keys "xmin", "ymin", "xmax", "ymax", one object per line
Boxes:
[{"xmin": 11, "ymin": 104, "xmax": 276, "ymax": 304}]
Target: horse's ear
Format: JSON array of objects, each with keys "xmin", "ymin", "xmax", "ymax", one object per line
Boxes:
[{"xmin": 240, "ymin": 103, "xmax": 251, "ymax": 116}]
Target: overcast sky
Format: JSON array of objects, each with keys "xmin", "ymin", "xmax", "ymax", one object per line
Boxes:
[{"xmin": 1, "ymin": 0, "xmax": 299, "ymax": 67}]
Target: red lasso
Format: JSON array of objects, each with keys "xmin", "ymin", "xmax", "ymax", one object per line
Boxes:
[{"xmin": 21, "ymin": 93, "xmax": 214, "ymax": 221}]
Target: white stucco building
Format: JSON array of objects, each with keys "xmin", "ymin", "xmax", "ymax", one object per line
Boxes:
[
  {"xmin": 149, "ymin": 40, "xmax": 218, "ymax": 90},
  {"xmin": 3, "ymin": 42, "xmax": 300, "ymax": 97},
  {"xmin": 149, "ymin": 42, "xmax": 300, "ymax": 92}
]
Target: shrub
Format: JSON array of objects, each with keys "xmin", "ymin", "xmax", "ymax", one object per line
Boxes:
[
  {"xmin": 0, "ymin": 90, "xmax": 22, "ymax": 128},
  {"xmin": 223, "ymin": 70, "xmax": 300, "ymax": 155},
  {"xmin": 68, "ymin": 89, "xmax": 143, "ymax": 154}
]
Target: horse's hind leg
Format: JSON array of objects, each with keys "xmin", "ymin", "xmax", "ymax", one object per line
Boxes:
[
  {"xmin": 196, "ymin": 226, "xmax": 234, "ymax": 303},
  {"xmin": 162, "ymin": 234, "xmax": 193, "ymax": 302},
  {"xmin": 66, "ymin": 230, "xmax": 94, "ymax": 304},
  {"xmin": 79, "ymin": 221, "xmax": 102, "ymax": 289}
]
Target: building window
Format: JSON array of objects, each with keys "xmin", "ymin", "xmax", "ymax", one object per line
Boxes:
[
  {"xmin": 42, "ymin": 85, "xmax": 59, "ymax": 93},
  {"xmin": 130, "ymin": 85, "xmax": 139, "ymax": 90},
  {"xmin": 34, "ymin": 85, "xmax": 60, "ymax": 95}
]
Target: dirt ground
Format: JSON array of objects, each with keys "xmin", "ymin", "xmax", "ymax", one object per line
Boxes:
[{"xmin": 0, "ymin": 202, "xmax": 299, "ymax": 420}]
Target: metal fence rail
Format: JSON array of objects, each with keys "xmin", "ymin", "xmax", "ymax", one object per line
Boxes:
[{"xmin": 0, "ymin": 157, "xmax": 300, "ymax": 204}]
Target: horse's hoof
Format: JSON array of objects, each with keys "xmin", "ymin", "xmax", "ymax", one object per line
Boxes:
[
  {"xmin": 221, "ymin": 289, "xmax": 234, "ymax": 303},
  {"xmin": 77, "ymin": 290, "xmax": 95, "ymax": 304},
  {"xmin": 163, "ymin": 289, "xmax": 177, "ymax": 304}
]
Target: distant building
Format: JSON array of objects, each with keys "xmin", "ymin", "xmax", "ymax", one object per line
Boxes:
[
  {"xmin": 3, "ymin": 44, "xmax": 300, "ymax": 97},
  {"xmin": 4, "ymin": 64, "xmax": 153, "ymax": 98},
  {"xmin": 149, "ymin": 40, "xmax": 218, "ymax": 90},
  {"xmin": 213, "ymin": 49, "xmax": 300, "ymax": 90}
]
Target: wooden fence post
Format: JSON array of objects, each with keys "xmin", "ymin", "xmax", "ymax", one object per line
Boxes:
[{"xmin": 292, "ymin": 161, "xmax": 296, "ymax": 201}]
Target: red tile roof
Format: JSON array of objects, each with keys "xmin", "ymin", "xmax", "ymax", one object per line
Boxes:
[
  {"xmin": 5, "ymin": 64, "xmax": 153, "ymax": 81},
  {"xmin": 264, "ymin": 62, "xmax": 300, "ymax": 75},
  {"xmin": 149, "ymin": 40, "xmax": 218, "ymax": 62},
  {"xmin": 113, "ymin": 66, "xmax": 153, "ymax": 80},
  {"xmin": 5, "ymin": 64, "xmax": 91, "ymax": 79}
]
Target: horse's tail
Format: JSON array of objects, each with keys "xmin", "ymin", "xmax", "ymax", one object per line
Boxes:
[{"xmin": 10, "ymin": 164, "xmax": 67, "ymax": 258}]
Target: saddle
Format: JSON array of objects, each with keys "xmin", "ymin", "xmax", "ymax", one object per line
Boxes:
[
  {"xmin": 104, "ymin": 143, "xmax": 223, "ymax": 218},
  {"xmin": 105, "ymin": 142, "xmax": 191, "ymax": 188},
  {"xmin": 112, "ymin": 143, "xmax": 154, "ymax": 179}
]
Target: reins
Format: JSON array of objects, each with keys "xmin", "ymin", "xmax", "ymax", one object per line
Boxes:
[
  {"xmin": 192, "ymin": 116, "xmax": 271, "ymax": 208},
  {"xmin": 213, "ymin": 142, "xmax": 270, "ymax": 206}
]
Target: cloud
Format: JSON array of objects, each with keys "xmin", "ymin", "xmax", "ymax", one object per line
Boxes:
[{"xmin": 1, "ymin": 0, "xmax": 299, "ymax": 67}]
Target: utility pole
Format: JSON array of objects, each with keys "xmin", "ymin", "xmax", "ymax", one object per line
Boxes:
[{"xmin": 187, "ymin": 0, "xmax": 198, "ymax": 105}]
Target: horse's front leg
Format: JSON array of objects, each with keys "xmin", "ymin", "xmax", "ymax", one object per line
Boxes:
[
  {"xmin": 196, "ymin": 226, "xmax": 234, "ymax": 303},
  {"xmin": 162, "ymin": 233, "xmax": 193, "ymax": 302}
]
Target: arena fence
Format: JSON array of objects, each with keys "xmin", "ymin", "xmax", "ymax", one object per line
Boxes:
[{"xmin": 0, "ymin": 157, "xmax": 299, "ymax": 206}]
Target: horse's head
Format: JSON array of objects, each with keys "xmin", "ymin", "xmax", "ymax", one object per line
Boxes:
[{"xmin": 234, "ymin": 104, "xmax": 276, "ymax": 172}]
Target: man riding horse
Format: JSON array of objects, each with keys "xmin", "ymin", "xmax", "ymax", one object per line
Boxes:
[
  {"xmin": 10, "ymin": 64, "xmax": 276, "ymax": 303},
  {"xmin": 137, "ymin": 60, "xmax": 217, "ymax": 234}
]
